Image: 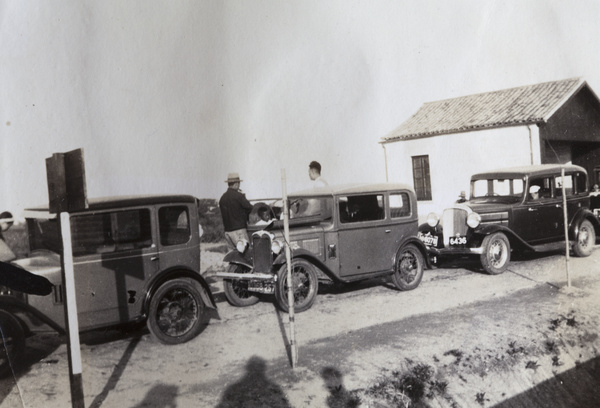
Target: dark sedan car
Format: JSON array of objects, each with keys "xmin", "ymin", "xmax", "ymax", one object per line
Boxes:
[
  {"xmin": 418, "ymin": 164, "xmax": 599, "ymax": 274},
  {"xmin": 217, "ymin": 183, "xmax": 429, "ymax": 312}
]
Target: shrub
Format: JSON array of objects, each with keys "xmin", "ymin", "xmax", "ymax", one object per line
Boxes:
[{"xmin": 197, "ymin": 199, "xmax": 225, "ymax": 243}]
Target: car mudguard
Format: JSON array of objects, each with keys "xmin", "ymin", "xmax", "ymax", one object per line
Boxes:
[
  {"xmin": 473, "ymin": 224, "xmax": 534, "ymax": 251},
  {"xmin": 396, "ymin": 236, "xmax": 432, "ymax": 269},
  {"xmin": 0, "ymin": 296, "xmax": 65, "ymax": 334},
  {"xmin": 145, "ymin": 268, "xmax": 218, "ymax": 310},
  {"xmin": 272, "ymin": 248, "xmax": 336, "ymax": 282},
  {"xmin": 222, "ymin": 251, "xmax": 253, "ymax": 270},
  {"xmin": 569, "ymin": 208, "xmax": 600, "ymax": 240}
]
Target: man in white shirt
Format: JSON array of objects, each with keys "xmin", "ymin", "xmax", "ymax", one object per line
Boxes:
[{"xmin": 309, "ymin": 161, "xmax": 329, "ymax": 188}]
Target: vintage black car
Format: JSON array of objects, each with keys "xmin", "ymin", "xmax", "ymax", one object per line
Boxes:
[
  {"xmin": 218, "ymin": 183, "xmax": 428, "ymax": 313},
  {"xmin": 418, "ymin": 164, "xmax": 599, "ymax": 274},
  {"xmin": 0, "ymin": 195, "xmax": 216, "ymax": 376}
]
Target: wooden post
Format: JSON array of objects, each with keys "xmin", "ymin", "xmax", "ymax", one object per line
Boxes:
[
  {"xmin": 281, "ymin": 169, "xmax": 297, "ymax": 368},
  {"xmin": 561, "ymin": 167, "xmax": 571, "ymax": 288},
  {"xmin": 60, "ymin": 213, "xmax": 85, "ymax": 408},
  {"xmin": 46, "ymin": 148, "xmax": 87, "ymax": 407}
]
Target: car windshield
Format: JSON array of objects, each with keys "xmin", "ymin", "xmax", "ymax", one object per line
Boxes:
[
  {"xmin": 289, "ymin": 197, "xmax": 332, "ymax": 220},
  {"xmin": 470, "ymin": 178, "xmax": 524, "ymax": 203}
]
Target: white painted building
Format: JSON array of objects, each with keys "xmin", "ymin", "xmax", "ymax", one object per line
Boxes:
[{"xmin": 380, "ymin": 78, "xmax": 600, "ymax": 219}]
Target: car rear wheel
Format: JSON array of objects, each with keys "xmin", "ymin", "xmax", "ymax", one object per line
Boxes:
[
  {"xmin": 275, "ymin": 259, "xmax": 318, "ymax": 313},
  {"xmin": 480, "ymin": 232, "xmax": 510, "ymax": 275},
  {"xmin": 147, "ymin": 279, "xmax": 206, "ymax": 345},
  {"xmin": 573, "ymin": 219, "xmax": 595, "ymax": 257},
  {"xmin": 0, "ymin": 310, "xmax": 25, "ymax": 378},
  {"xmin": 223, "ymin": 264, "xmax": 260, "ymax": 307},
  {"xmin": 391, "ymin": 244, "xmax": 424, "ymax": 291}
]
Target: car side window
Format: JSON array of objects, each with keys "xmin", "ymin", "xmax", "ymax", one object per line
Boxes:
[
  {"xmin": 159, "ymin": 206, "xmax": 191, "ymax": 246},
  {"xmin": 555, "ymin": 174, "xmax": 574, "ymax": 197},
  {"xmin": 528, "ymin": 177, "xmax": 552, "ymax": 201},
  {"xmin": 390, "ymin": 192, "xmax": 410, "ymax": 218},
  {"xmin": 339, "ymin": 194, "xmax": 385, "ymax": 223},
  {"xmin": 71, "ymin": 209, "xmax": 152, "ymax": 256}
]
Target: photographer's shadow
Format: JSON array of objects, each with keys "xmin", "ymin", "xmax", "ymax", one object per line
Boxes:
[{"xmin": 216, "ymin": 355, "xmax": 291, "ymax": 408}]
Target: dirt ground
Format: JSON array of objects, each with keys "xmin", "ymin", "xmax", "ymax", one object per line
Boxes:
[{"xmin": 2, "ymin": 247, "xmax": 600, "ymax": 407}]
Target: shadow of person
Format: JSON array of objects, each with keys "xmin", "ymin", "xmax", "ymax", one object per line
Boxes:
[
  {"xmin": 131, "ymin": 383, "xmax": 178, "ymax": 408},
  {"xmin": 216, "ymin": 356, "xmax": 291, "ymax": 408},
  {"xmin": 321, "ymin": 367, "xmax": 361, "ymax": 408}
]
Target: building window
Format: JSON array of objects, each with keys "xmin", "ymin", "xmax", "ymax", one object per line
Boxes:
[{"xmin": 412, "ymin": 155, "xmax": 432, "ymax": 201}]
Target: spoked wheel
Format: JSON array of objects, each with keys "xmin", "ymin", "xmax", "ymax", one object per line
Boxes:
[
  {"xmin": 0, "ymin": 310, "xmax": 25, "ymax": 378},
  {"xmin": 147, "ymin": 279, "xmax": 206, "ymax": 345},
  {"xmin": 275, "ymin": 259, "xmax": 318, "ymax": 313},
  {"xmin": 391, "ymin": 244, "xmax": 425, "ymax": 291},
  {"xmin": 573, "ymin": 220, "xmax": 595, "ymax": 257},
  {"xmin": 480, "ymin": 232, "xmax": 510, "ymax": 275},
  {"xmin": 223, "ymin": 264, "xmax": 260, "ymax": 307}
]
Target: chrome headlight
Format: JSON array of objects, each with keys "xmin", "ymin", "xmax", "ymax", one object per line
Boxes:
[
  {"xmin": 236, "ymin": 239, "xmax": 249, "ymax": 253},
  {"xmin": 271, "ymin": 239, "xmax": 284, "ymax": 255},
  {"xmin": 427, "ymin": 212, "xmax": 439, "ymax": 227},
  {"xmin": 467, "ymin": 212, "xmax": 481, "ymax": 229}
]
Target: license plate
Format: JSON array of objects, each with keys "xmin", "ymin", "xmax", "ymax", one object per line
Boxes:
[
  {"xmin": 449, "ymin": 236, "xmax": 467, "ymax": 246},
  {"xmin": 418, "ymin": 232, "xmax": 438, "ymax": 247},
  {"xmin": 248, "ymin": 280, "xmax": 275, "ymax": 294}
]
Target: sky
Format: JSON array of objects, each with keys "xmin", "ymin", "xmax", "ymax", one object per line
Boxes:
[{"xmin": 2, "ymin": 1, "xmax": 600, "ymax": 216}]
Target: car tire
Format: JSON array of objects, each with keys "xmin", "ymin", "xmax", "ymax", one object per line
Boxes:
[
  {"xmin": 147, "ymin": 278, "xmax": 207, "ymax": 345},
  {"xmin": 0, "ymin": 309, "xmax": 25, "ymax": 378},
  {"xmin": 480, "ymin": 232, "xmax": 510, "ymax": 275},
  {"xmin": 223, "ymin": 264, "xmax": 261, "ymax": 307},
  {"xmin": 573, "ymin": 219, "xmax": 596, "ymax": 257},
  {"xmin": 275, "ymin": 259, "xmax": 318, "ymax": 313},
  {"xmin": 391, "ymin": 244, "xmax": 424, "ymax": 291}
]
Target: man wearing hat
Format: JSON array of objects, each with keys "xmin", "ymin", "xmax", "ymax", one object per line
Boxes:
[{"xmin": 219, "ymin": 173, "xmax": 254, "ymax": 251}]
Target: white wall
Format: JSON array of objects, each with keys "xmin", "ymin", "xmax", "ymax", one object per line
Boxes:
[{"xmin": 383, "ymin": 125, "xmax": 541, "ymax": 221}]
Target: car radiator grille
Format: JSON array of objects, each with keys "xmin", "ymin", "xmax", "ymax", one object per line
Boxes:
[
  {"xmin": 442, "ymin": 208, "xmax": 468, "ymax": 246},
  {"xmin": 252, "ymin": 235, "xmax": 273, "ymax": 273}
]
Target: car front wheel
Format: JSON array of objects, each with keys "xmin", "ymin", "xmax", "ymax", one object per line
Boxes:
[
  {"xmin": 223, "ymin": 264, "xmax": 260, "ymax": 307},
  {"xmin": 275, "ymin": 259, "xmax": 318, "ymax": 313},
  {"xmin": 480, "ymin": 232, "xmax": 510, "ymax": 275},
  {"xmin": 0, "ymin": 310, "xmax": 25, "ymax": 378},
  {"xmin": 147, "ymin": 279, "xmax": 207, "ymax": 345},
  {"xmin": 391, "ymin": 244, "xmax": 424, "ymax": 291},
  {"xmin": 573, "ymin": 219, "xmax": 596, "ymax": 257}
]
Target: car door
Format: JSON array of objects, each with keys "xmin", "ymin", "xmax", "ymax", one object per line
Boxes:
[
  {"xmin": 337, "ymin": 193, "xmax": 393, "ymax": 277},
  {"xmin": 156, "ymin": 204, "xmax": 200, "ymax": 274},
  {"xmin": 72, "ymin": 208, "xmax": 158, "ymax": 329},
  {"xmin": 513, "ymin": 177, "xmax": 563, "ymax": 244}
]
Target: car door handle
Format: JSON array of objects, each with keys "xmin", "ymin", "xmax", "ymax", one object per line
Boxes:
[
  {"xmin": 555, "ymin": 204, "xmax": 562, "ymax": 208},
  {"xmin": 151, "ymin": 256, "xmax": 159, "ymax": 261},
  {"xmin": 528, "ymin": 208, "xmax": 537, "ymax": 212},
  {"xmin": 385, "ymin": 230, "xmax": 391, "ymax": 233}
]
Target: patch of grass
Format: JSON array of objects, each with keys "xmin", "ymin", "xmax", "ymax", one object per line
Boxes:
[
  {"xmin": 525, "ymin": 360, "xmax": 539, "ymax": 370},
  {"xmin": 443, "ymin": 349, "xmax": 464, "ymax": 364},
  {"xmin": 365, "ymin": 363, "xmax": 441, "ymax": 407},
  {"xmin": 475, "ymin": 391, "xmax": 487, "ymax": 406},
  {"xmin": 507, "ymin": 340, "xmax": 525, "ymax": 356}
]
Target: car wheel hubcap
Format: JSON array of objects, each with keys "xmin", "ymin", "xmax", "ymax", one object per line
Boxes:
[
  {"xmin": 157, "ymin": 289, "xmax": 198, "ymax": 337},
  {"xmin": 489, "ymin": 240, "xmax": 507, "ymax": 267},
  {"xmin": 399, "ymin": 251, "xmax": 417, "ymax": 282}
]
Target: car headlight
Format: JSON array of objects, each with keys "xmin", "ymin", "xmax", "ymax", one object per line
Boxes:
[
  {"xmin": 467, "ymin": 212, "xmax": 481, "ymax": 229},
  {"xmin": 236, "ymin": 239, "xmax": 249, "ymax": 253},
  {"xmin": 271, "ymin": 239, "xmax": 284, "ymax": 255},
  {"xmin": 426, "ymin": 212, "xmax": 439, "ymax": 227}
]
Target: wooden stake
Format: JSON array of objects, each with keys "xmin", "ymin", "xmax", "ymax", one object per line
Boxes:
[
  {"xmin": 561, "ymin": 167, "xmax": 571, "ymax": 287},
  {"xmin": 281, "ymin": 169, "xmax": 298, "ymax": 368}
]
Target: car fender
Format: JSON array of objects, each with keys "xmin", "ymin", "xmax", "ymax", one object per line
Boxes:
[
  {"xmin": 569, "ymin": 208, "xmax": 600, "ymax": 239},
  {"xmin": 222, "ymin": 251, "xmax": 253, "ymax": 270},
  {"xmin": 396, "ymin": 236, "xmax": 432, "ymax": 269},
  {"xmin": 473, "ymin": 224, "xmax": 534, "ymax": 251},
  {"xmin": 0, "ymin": 297, "xmax": 65, "ymax": 335},
  {"xmin": 144, "ymin": 268, "xmax": 217, "ymax": 311},
  {"xmin": 272, "ymin": 248, "xmax": 336, "ymax": 282}
]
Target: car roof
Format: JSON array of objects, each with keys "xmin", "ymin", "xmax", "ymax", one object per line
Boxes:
[
  {"xmin": 289, "ymin": 183, "xmax": 415, "ymax": 197},
  {"xmin": 24, "ymin": 194, "xmax": 198, "ymax": 214},
  {"xmin": 471, "ymin": 164, "xmax": 587, "ymax": 180}
]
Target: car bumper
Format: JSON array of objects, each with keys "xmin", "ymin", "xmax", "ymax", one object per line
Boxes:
[{"xmin": 425, "ymin": 246, "xmax": 483, "ymax": 256}]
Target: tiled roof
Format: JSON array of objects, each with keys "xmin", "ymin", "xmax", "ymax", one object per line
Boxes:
[{"xmin": 382, "ymin": 78, "xmax": 586, "ymax": 142}]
